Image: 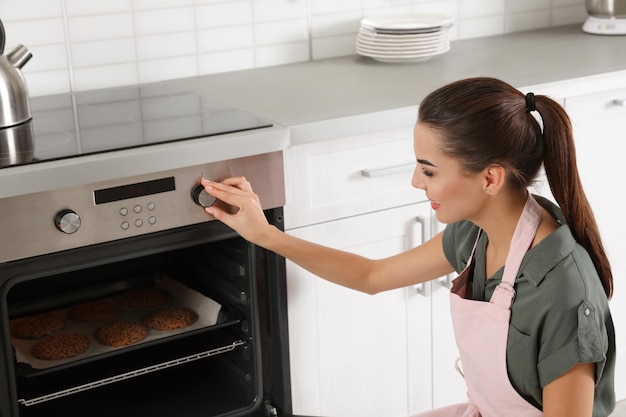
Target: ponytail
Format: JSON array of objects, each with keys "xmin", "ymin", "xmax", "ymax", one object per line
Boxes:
[
  {"xmin": 536, "ymin": 97, "xmax": 613, "ymax": 298},
  {"xmin": 418, "ymin": 77, "xmax": 613, "ymax": 298}
]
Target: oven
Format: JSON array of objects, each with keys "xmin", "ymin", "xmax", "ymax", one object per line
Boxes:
[{"xmin": 0, "ymin": 84, "xmax": 304, "ymax": 417}]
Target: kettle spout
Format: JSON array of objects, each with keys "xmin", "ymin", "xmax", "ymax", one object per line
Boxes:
[{"xmin": 7, "ymin": 44, "xmax": 32, "ymax": 69}]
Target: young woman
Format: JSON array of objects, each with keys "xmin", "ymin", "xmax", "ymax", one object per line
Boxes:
[{"xmin": 200, "ymin": 77, "xmax": 616, "ymax": 417}]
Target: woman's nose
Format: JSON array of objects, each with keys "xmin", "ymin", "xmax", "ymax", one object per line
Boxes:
[{"xmin": 411, "ymin": 169, "xmax": 425, "ymax": 190}]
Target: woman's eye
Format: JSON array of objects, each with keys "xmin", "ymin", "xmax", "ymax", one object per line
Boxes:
[{"xmin": 421, "ymin": 169, "xmax": 433, "ymax": 178}]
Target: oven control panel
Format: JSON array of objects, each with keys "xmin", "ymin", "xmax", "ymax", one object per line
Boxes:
[{"xmin": 0, "ymin": 151, "xmax": 284, "ymax": 263}]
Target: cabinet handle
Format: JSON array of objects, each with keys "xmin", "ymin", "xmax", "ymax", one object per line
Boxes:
[
  {"xmin": 413, "ymin": 215, "xmax": 431, "ymax": 297},
  {"xmin": 416, "ymin": 282, "xmax": 431, "ymax": 297},
  {"xmin": 360, "ymin": 163, "xmax": 415, "ymax": 178},
  {"xmin": 439, "ymin": 275, "xmax": 452, "ymax": 289},
  {"xmin": 612, "ymin": 99, "xmax": 626, "ymax": 107}
]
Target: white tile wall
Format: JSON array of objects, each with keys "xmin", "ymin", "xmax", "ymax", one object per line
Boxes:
[{"xmin": 0, "ymin": 0, "xmax": 586, "ymax": 96}]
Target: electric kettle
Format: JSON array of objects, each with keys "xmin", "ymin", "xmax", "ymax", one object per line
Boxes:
[{"xmin": 0, "ymin": 18, "xmax": 35, "ymax": 166}]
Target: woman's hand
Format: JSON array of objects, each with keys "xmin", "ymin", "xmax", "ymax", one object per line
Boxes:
[{"xmin": 201, "ymin": 177, "xmax": 275, "ymax": 245}]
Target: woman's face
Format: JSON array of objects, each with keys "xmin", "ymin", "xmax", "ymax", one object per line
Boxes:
[{"xmin": 411, "ymin": 122, "xmax": 486, "ymax": 224}]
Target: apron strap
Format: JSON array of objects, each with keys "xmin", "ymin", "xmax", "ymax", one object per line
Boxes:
[{"xmin": 490, "ymin": 195, "xmax": 541, "ymax": 309}]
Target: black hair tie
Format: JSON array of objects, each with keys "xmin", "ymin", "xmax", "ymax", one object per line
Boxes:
[{"xmin": 525, "ymin": 92, "xmax": 536, "ymax": 112}]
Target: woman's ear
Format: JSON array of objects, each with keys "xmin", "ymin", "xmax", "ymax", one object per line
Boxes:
[{"xmin": 483, "ymin": 164, "xmax": 506, "ymax": 196}]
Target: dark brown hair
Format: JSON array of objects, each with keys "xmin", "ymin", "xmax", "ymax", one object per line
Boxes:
[{"xmin": 418, "ymin": 77, "xmax": 613, "ymax": 298}]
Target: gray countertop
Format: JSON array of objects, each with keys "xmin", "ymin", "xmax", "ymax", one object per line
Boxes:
[
  {"xmin": 2, "ymin": 24, "xmax": 625, "ymax": 198},
  {"xmin": 171, "ymin": 24, "xmax": 626, "ymax": 143}
]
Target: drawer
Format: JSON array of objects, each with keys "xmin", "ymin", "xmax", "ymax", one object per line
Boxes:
[
  {"xmin": 284, "ymin": 126, "xmax": 427, "ymax": 229},
  {"xmin": 565, "ymin": 86, "xmax": 626, "ymax": 119}
]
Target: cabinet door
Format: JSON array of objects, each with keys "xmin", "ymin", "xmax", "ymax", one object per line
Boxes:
[
  {"xmin": 430, "ymin": 219, "xmax": 468, "ymax": 408},
  {"xmin": 566, "ymin": 88, "xmax": 626, "ymax": 400},
  {"xmin": 283, "ymin": 126, "xmax": 426, "ymax": 229},
  {"xmin": 286, "ymin": 203, "xmax": 433, "ymax": 417}
]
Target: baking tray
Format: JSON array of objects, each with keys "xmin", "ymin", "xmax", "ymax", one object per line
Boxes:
[{"xmin": 11, "ymin": 276, "xmax": 227, "ymax": 374}]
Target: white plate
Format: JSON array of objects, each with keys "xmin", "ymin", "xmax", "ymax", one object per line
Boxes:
[
  {"xmin": 357, "ymin": 45, "xmax": 450, "ymax": 63},
  {"xmin": 358, "ymin": 27, "xmax": 450, "ymax": 42},
  {"xmin": 356, "ymin": 47, "xmax": 450, "ymax": 58},
  {"xmin": 357, "ymin": 33, "xmax": 449, "ymax": 47},
  {"xmin": 367, "ymin": 26, "xmax": 445, "ymax": 35},
  {"xmin": 357, "ymin": 38, "xmax": 449, "ymax": 52},
  {"xmin": 359, "ymin": 47, "xmax": 445, "ymax": 63},
  {"xmin": 361, "ymin": 13, "xmax": 454, "ymax": 31},
  {"xmin": 365, "ymin": 23, "xmax": 453, "ymax": 35},
  {"xmin": 357, "ymin": 44, "xmax": 450, "ymax": 57},
  {"xmin": 363, "ymin": 55, "xmax": 432, "ymax": 63}
]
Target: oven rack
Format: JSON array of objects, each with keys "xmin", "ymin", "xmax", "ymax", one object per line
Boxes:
[{"xmin": 18, "ymin": 339, "xmax": 246, "ymax": 407}]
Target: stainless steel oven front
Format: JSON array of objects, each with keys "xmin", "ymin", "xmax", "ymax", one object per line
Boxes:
[{"xmin": 0, "ymin": 151, "xmax": 298, "ymax": 417}]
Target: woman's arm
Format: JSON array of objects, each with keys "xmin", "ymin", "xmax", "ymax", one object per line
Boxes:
[
  {"xmin": 542, "ymin": 362, "xmax": 595, "ymax": 417},
  {"xmin": 202, "ymin": 177, "xmax": 454, "ymax": 294}
]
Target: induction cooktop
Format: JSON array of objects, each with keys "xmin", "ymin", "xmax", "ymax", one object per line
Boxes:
[{"xmin": 0, "ymin": 83, "xmax": 273, "ymax": 168}]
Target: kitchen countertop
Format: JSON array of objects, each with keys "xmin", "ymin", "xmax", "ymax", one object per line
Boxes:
[
  {"xmin": 2, "ymin": 24, "xmax": 625, "ymax": 198},
  {"xmin": 171, "ymin": 24, "xmax": 626, "ymax": 144}
]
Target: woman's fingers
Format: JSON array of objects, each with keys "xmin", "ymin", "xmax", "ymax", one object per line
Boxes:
[
  {"xmin": 199, "ymin": 177, "xmax": 271, "ymax": 244},
  {"xmin": 220, "ymin": 176, "xmax": 253, "ymax": 192},
  {"xmin": 201, "ymin": 176, "xmax": 251, "ymax": 193},
  {"xmin": 200, "ymin": 177, "xmax": 252, "ymax": 207},
  {"xmin": 200, "ymin": 176, "xmax": 261, "ymax": 219}
]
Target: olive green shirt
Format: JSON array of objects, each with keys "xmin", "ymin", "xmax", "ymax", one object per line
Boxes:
[{"xmin": 442, "ymin": 196, "xmax": 615, "ymax": 416}]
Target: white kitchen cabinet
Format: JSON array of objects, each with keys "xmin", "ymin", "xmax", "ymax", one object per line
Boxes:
[
  {"xmin": 565, "ymin": 87, "xmax": 626, "ymax": 400},
  {"xmin": 283, "ymin": 126, "xmax": 424, "ymax": 230},
  {"xmin": 429, "ymin": 218, "xmax": 469, "ymax": 409},
  {"xmin": 286, "ymin": 202, "xmax": 435, "ymax": 417},
  {"xmin": 283, "ymin": 126, "xmax": 466, "ymax": 416}
]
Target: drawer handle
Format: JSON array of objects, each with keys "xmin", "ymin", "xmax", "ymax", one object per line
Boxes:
[
  {"xmin": 439, "ymin": 275, "xmax": 452, "ymax": 289},
  {"xmin": 414, "ymin": 215, "xmax": 431, "ymax": 297},
  {"xmin": 612, "ymin": 99, "xmax": 626, "ymax": 107},
  {"xmin": 361, "ymin": 163, "xmax": 415, "ymax": 178}
]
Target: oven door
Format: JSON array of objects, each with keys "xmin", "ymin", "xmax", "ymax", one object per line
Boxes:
[{"xmin": 0, "ymin": 212, "xmax": 321, "ymax": 417}]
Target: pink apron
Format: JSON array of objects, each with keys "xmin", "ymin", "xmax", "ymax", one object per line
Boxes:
[{"xmin": 414, "ymin": 195, "xmax": 544, "ymax": 417}]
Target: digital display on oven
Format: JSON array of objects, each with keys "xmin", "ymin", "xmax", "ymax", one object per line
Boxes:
[{"xmin": 94, "ymin": 177, "xmax": 176, "ymax": 204}]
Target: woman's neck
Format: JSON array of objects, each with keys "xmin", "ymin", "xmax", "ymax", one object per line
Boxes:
[{"xmin": 474, "ymin": 189, "xmax": 529, "ymax": 278}]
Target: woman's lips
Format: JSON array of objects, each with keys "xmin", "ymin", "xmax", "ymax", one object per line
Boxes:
[{"xmin": 431, "ymin": 201, "xmax": 441, "ymax": 210}]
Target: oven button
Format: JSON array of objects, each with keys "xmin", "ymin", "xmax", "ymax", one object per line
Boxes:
[
  {"xmin": 54, "ymin": 209, "xmax": 81, "ymax": 234},
  {"xmin": 191, "ymin": 184, "xmax": 216, "ymax": 208}
]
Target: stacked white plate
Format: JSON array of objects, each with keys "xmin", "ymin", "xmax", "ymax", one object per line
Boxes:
[{"xmin": 357, "ymin": 13, "xmax": 454, "ymax": 63}]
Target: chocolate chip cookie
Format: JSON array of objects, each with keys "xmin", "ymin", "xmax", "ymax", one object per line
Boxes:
[
  {"xmin": 31, "ymin": 333, "xmax": 90, "ymax": 360},
  {"xmin": 11, "ymin": 313, "xmax": 66, "ymax": 340},
  {"xmin": 117, "ymin": 288, "xmax": 171, "ymax": 309},
  {"xmin": 142, "ymin": 307, "xmax": 198, "ymax": 331},
  {"xmin": 95, "ymin": 320, "xmax": 148, "ymax": 347},
  {"xmin": 68, "ymin": 300, "xmax": 119, "ymax": 322}
]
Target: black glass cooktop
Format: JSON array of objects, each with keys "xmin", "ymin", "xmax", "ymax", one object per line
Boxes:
[{"xmin": 0, "ymin": 83, "xmax": 273, "ymax": 168}]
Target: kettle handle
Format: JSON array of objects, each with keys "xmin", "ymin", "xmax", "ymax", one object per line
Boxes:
[{"xmin": 0, "ymin": 19, "xmax": 5, "ymax": 54}]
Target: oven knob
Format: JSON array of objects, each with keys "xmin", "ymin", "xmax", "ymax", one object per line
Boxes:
[
  {"xmin": 54, "ymin": 209, "xmax": 81, "ymax": 234},
  {"xmin": 191, "ymin": 184, "xmax": 216, "ymax": 208}
]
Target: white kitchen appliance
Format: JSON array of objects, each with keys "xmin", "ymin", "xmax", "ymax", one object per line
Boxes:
[{"xmin": 583, "ymin": 0, "xmax": 626, "ymax": 35}]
